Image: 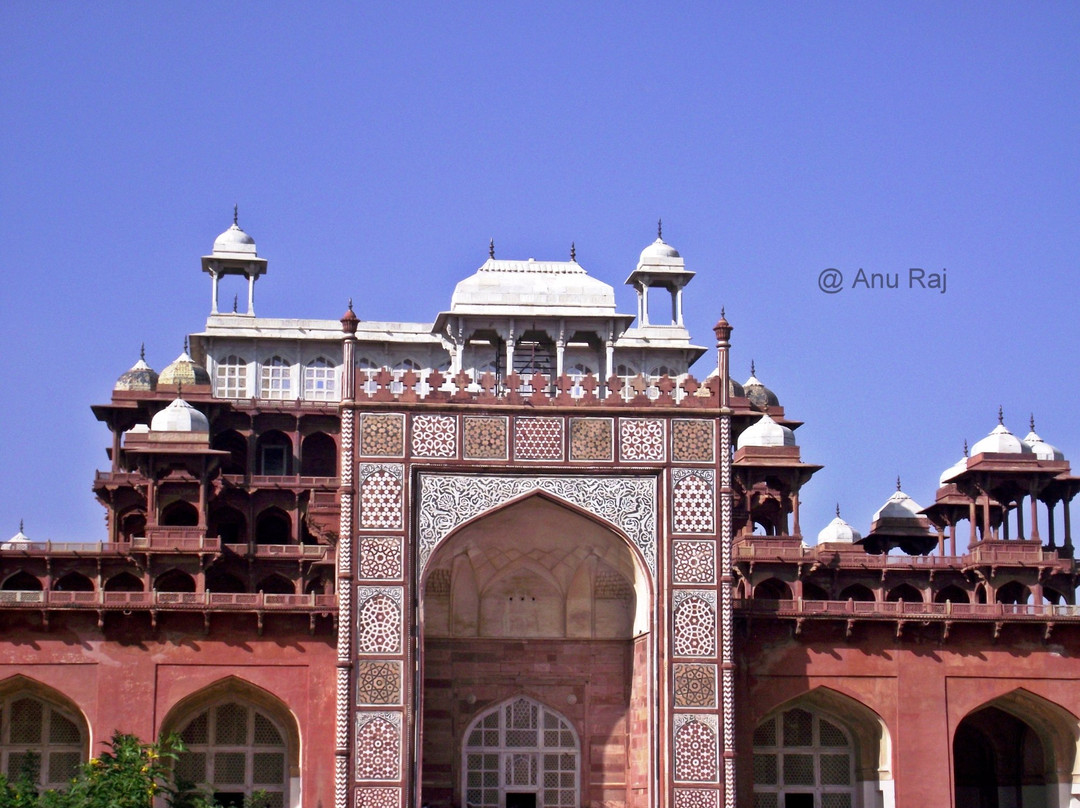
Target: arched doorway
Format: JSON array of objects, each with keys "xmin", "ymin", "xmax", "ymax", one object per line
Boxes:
[
  {"xmin": 953, "ymin": 690, "xmax": 1078, "ymax": 808},
  {"xmin": 0, "ymin": 677, "xmax": 88, "ymax": 790},
  {"xmin": 752, "ymin": 688, "xmax": 893, "ymax": 808},
  {"xmin": 753, "ymin": 707, "xmax": 856, "ymax": 808},
  {"xmin": 162, "ymin": 680, "xmax": 299, "ymax": 808},
  {"xmin": 417, "ymin": 490, "xmax": 653, "ymax": 808},
  {"xmin": 461, "ymin": 696, "xmax": 579, "ymax": 808}
]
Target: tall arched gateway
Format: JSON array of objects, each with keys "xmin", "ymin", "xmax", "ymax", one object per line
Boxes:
[{"xmin": 416, "ymin": 485, "xmax": 657, "ymax": 808}]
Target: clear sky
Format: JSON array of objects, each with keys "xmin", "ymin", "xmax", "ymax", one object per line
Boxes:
[{"xmin": 1, "ymin": 3, "xmax": 1077, "ymax": 547}]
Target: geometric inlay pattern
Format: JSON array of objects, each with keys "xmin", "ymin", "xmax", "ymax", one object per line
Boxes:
[
  {"xmin": 356, "ymin": 787, "xmax": 401, "ymax": 808},
  {"xmin": 411, "ymin": 414, "xmax": 457, "ymax": 458},
  {"xmin": 463, "ymin": 416, "xmax": 508, "ymax": 460},
  {"xmin": 674, "ymin": 663, "xmax": 717, "ymax": 708},
  {"xmin": 674, "ymin": 789, "xmax": 719, "ymax": 808},
  {"xmin": 417, "ymin": 473, "xmax": 658, "ymax": 576},
  {"xmin": 672, "ymin": 540, "xmax": 716, "ymax": 584},
  {"xmin": 513, "ymin": 417, "xmax": 564, "ymax": 461},
  {"xmin": 672, "ymin": 469, "xmax": 715, "ymax": 534},
  {"xmin": 674, "ymin": 714, "xmax": 719, "ymax": 783},
  {"xmin": 672, "ymin": 419, "xmax": 715, "ymax": 463},
  {"xmin": 569, "ymin": 417, "xmax": 613, "ymax": 461},
  {"xmin": 359, "ymin": 536, "xmax": 404, "ymax": 580},
  {"xmin": 356, "ymin": 660, "xmax": 402, "ymax": 705},
  {"xmin": 360, "ymin": 464, "xmax": 404, "ymax": 530},
  {"xmin": 620, "ymin": 418, "xmax": 665, "ymax": 462},
  {"xmin": 356, "ymin": 587, "xmax": 403, "ymax": 654},
  {"xmin": 361, "ymin": 414, "xmax": 405, "ymax": 457},
  {"xmin": 673, "ymin": 591, "xmax": 717, "ymax": 657},
  {"xmin": 355, "ymin": 713, "xmax": 401, "ymax": 781}
]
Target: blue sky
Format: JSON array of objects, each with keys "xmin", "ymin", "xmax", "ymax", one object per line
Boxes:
[{"xmin": 1, "ymin": 3, "xmax": 1078, "ymax": 546}]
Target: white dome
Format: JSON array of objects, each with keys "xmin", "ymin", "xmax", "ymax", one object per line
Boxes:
[
  {"xmin": 450, "ymin": 258, "xmax": 617, "ymax": 317},
  {"xmin": 971, "ymin": 423, "xmax": 1030, "ymax": 456},
  {"xmin": 638, "ymin": 237, "xmax": 681, "ymax": 262},
  {"xmin": 939, "ymin": 457, "xmax": 968, "ymax": 485},
  {"xmin": 737, "ymin": 413, "xmax": 795, "ymax": 449},
  {"xmin": 873, "ymin": 489, "xmax": 923, "ymax": 521},
  {"xmin": 212, "ymin": 222, "xmax": 257, "ymax": 256},
  {"xmin": 150, "ymin": 398, "xmax": 209, "ymax": 433},
  {"xmin": 1023, "ymin": 429, "xmax": 1065, "ymax": 461},
  {"xmin": 817, "ymin": 514, "xmax": 862, "ymax": 544}
]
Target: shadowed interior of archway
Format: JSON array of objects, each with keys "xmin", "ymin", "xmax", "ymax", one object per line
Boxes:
[{"xmin": 418, "ymin": 494, "xmax": 653, "ymax": 808}]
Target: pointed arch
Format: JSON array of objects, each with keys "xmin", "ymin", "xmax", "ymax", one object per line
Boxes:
[
  {"xmin": 954, "ymin": 687, "xmax": 1080, "ymax": 796},
  {"xmin": 460, "ymin": 695, "xmax": 580, "ymax": 808},
  {"xmin": 754, "ymin": 686, "xmax": 893, "ymax": 790},
  {"xmin": 0, "ymin": 675, "xmax": 89, "ymax": 789},
  {"xmin": 160, "ymin": 676, "xmax": 301, "ymax": 780}
]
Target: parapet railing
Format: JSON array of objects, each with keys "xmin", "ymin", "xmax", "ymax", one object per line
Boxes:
[
  {"xmin": 0, "ymin": 590, "xmax": 336, "ymax": 611},
  {"xmin": 736, "ymin": 598, "xmax": 1080, "ymax": 620},
  {"xmin": 735, "ymin": 543, "xmax": 1061, "ymax": 569},
  {"xmin": 222, "ymin": 543, "xmax": 333, "ymax": 560},
  {"xmin": 344, "ymin": 369, "xmax": 727, "ymax": 408}
]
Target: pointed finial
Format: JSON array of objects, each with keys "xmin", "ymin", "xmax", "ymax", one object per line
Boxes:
[
  {"xmin": 348, "ymin": 297, "xmax": 354, "ymax": 313},
  {"xmin": 570, "ymin": 242, "xmax": 576, "ymax": 262},
  {"xmin": 489, "ymin": 238, "xmax": 495, "ymax": 260},
  {"xmin": 897, "ymin": 475, "xmax": 902, "ymax": 491},
  {"xmin": 1030, "ymin": 413, "xmax": 1036, "ymax": 432},
  {"xmin": 997, "ymin": 405, "xmax": 1003, "ymax": 425},
  {"xmin": 963, "ymin": 439, "xmax": 969, "ymax": 457},
  {"xmin": 232, "ymin": 294, "xmax": 238, "ymax": 313},
  {"xmin": 233, "ymin": 204, "xmax": 238, "ymax": 226},
  {"xmin": 657, "ymin": 218, "xmax": 663, "ymax": 241},
  {"xmin": 750, "ymin": 359, "xmax": 756, "ymax": 377},
  {"xmin": 183, "ymin": 336, "xmax": 189, "ymax": 355},
  {"xmin": 177, "ymin": 381, "xmax": 183, "ymax": 399},
  {"xmin": 835, "ymin": 503, "xmax": 841, "ymax": 518},
  {"xmin": 19, "ymin": 519, "xmax": 24, "ymax": 533},
  {"xmin": 140, "ymin": 342, "xmax": 145, "ymax": 361},
  {"xmin": 721, "ymin": 306, "xmax": 725, "ymax": 319}
]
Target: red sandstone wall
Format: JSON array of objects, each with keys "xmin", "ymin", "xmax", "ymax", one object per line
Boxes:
[
  {"xmin": 738, "ymin": 619, "xmax": 1080, "ymax": 806},
  {"xmin": 421, "ymin": 637, "xmax": 635, "ymax": 808},
  {"xmin": 0, "ymin": 610, "xmax": 336, "ymax": 808}
]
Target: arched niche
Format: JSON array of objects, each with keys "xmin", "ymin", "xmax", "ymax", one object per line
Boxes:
[
  {"xmin": 754, "ymin": 686, "xmax": 894, "ymax": 798},
  {"xmin": 0, "ymin": 675, "xmax": 90, "ymax": 789},
  {"xmin": 954, "ymin": 688, "xmax": 1080, "ymax": 807},
  {"xmin": 421, "ymin": 492, "xmax": 649, "ymax": 639}
]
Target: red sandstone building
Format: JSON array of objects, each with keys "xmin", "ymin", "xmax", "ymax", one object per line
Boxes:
[{"xmin": 1, "ymin": 218, "xmax": 1078, "ymax": 808}]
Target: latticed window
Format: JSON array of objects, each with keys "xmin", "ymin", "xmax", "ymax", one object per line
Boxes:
[
  {"xmin": 216, "ymin": 355, "xmax": 248, "ymax": 398},
  {"xmin": 752, "ymin": 708, "xmax": 855, "ymax": 808},
  {"xmin": 615, "ymin": 363, "xmax": 639, "ymax": 401},
  {"xmin": 0, "ymin": 694, "xmax": 85, "ymax": 789},
  {"xmin": 303, "ymin": 357, "xmax": 337, "ymax": 401},
  {"xmin": 174, "ymin": 701, "xmax": 289, "ymax": 808},
  {"xmin": 260, "ymin": 357, "xmax": 292, "ymax": 400},
  {"xmin": 462, "ymin": 697, "xmax": 578, "ymax": 808}
]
